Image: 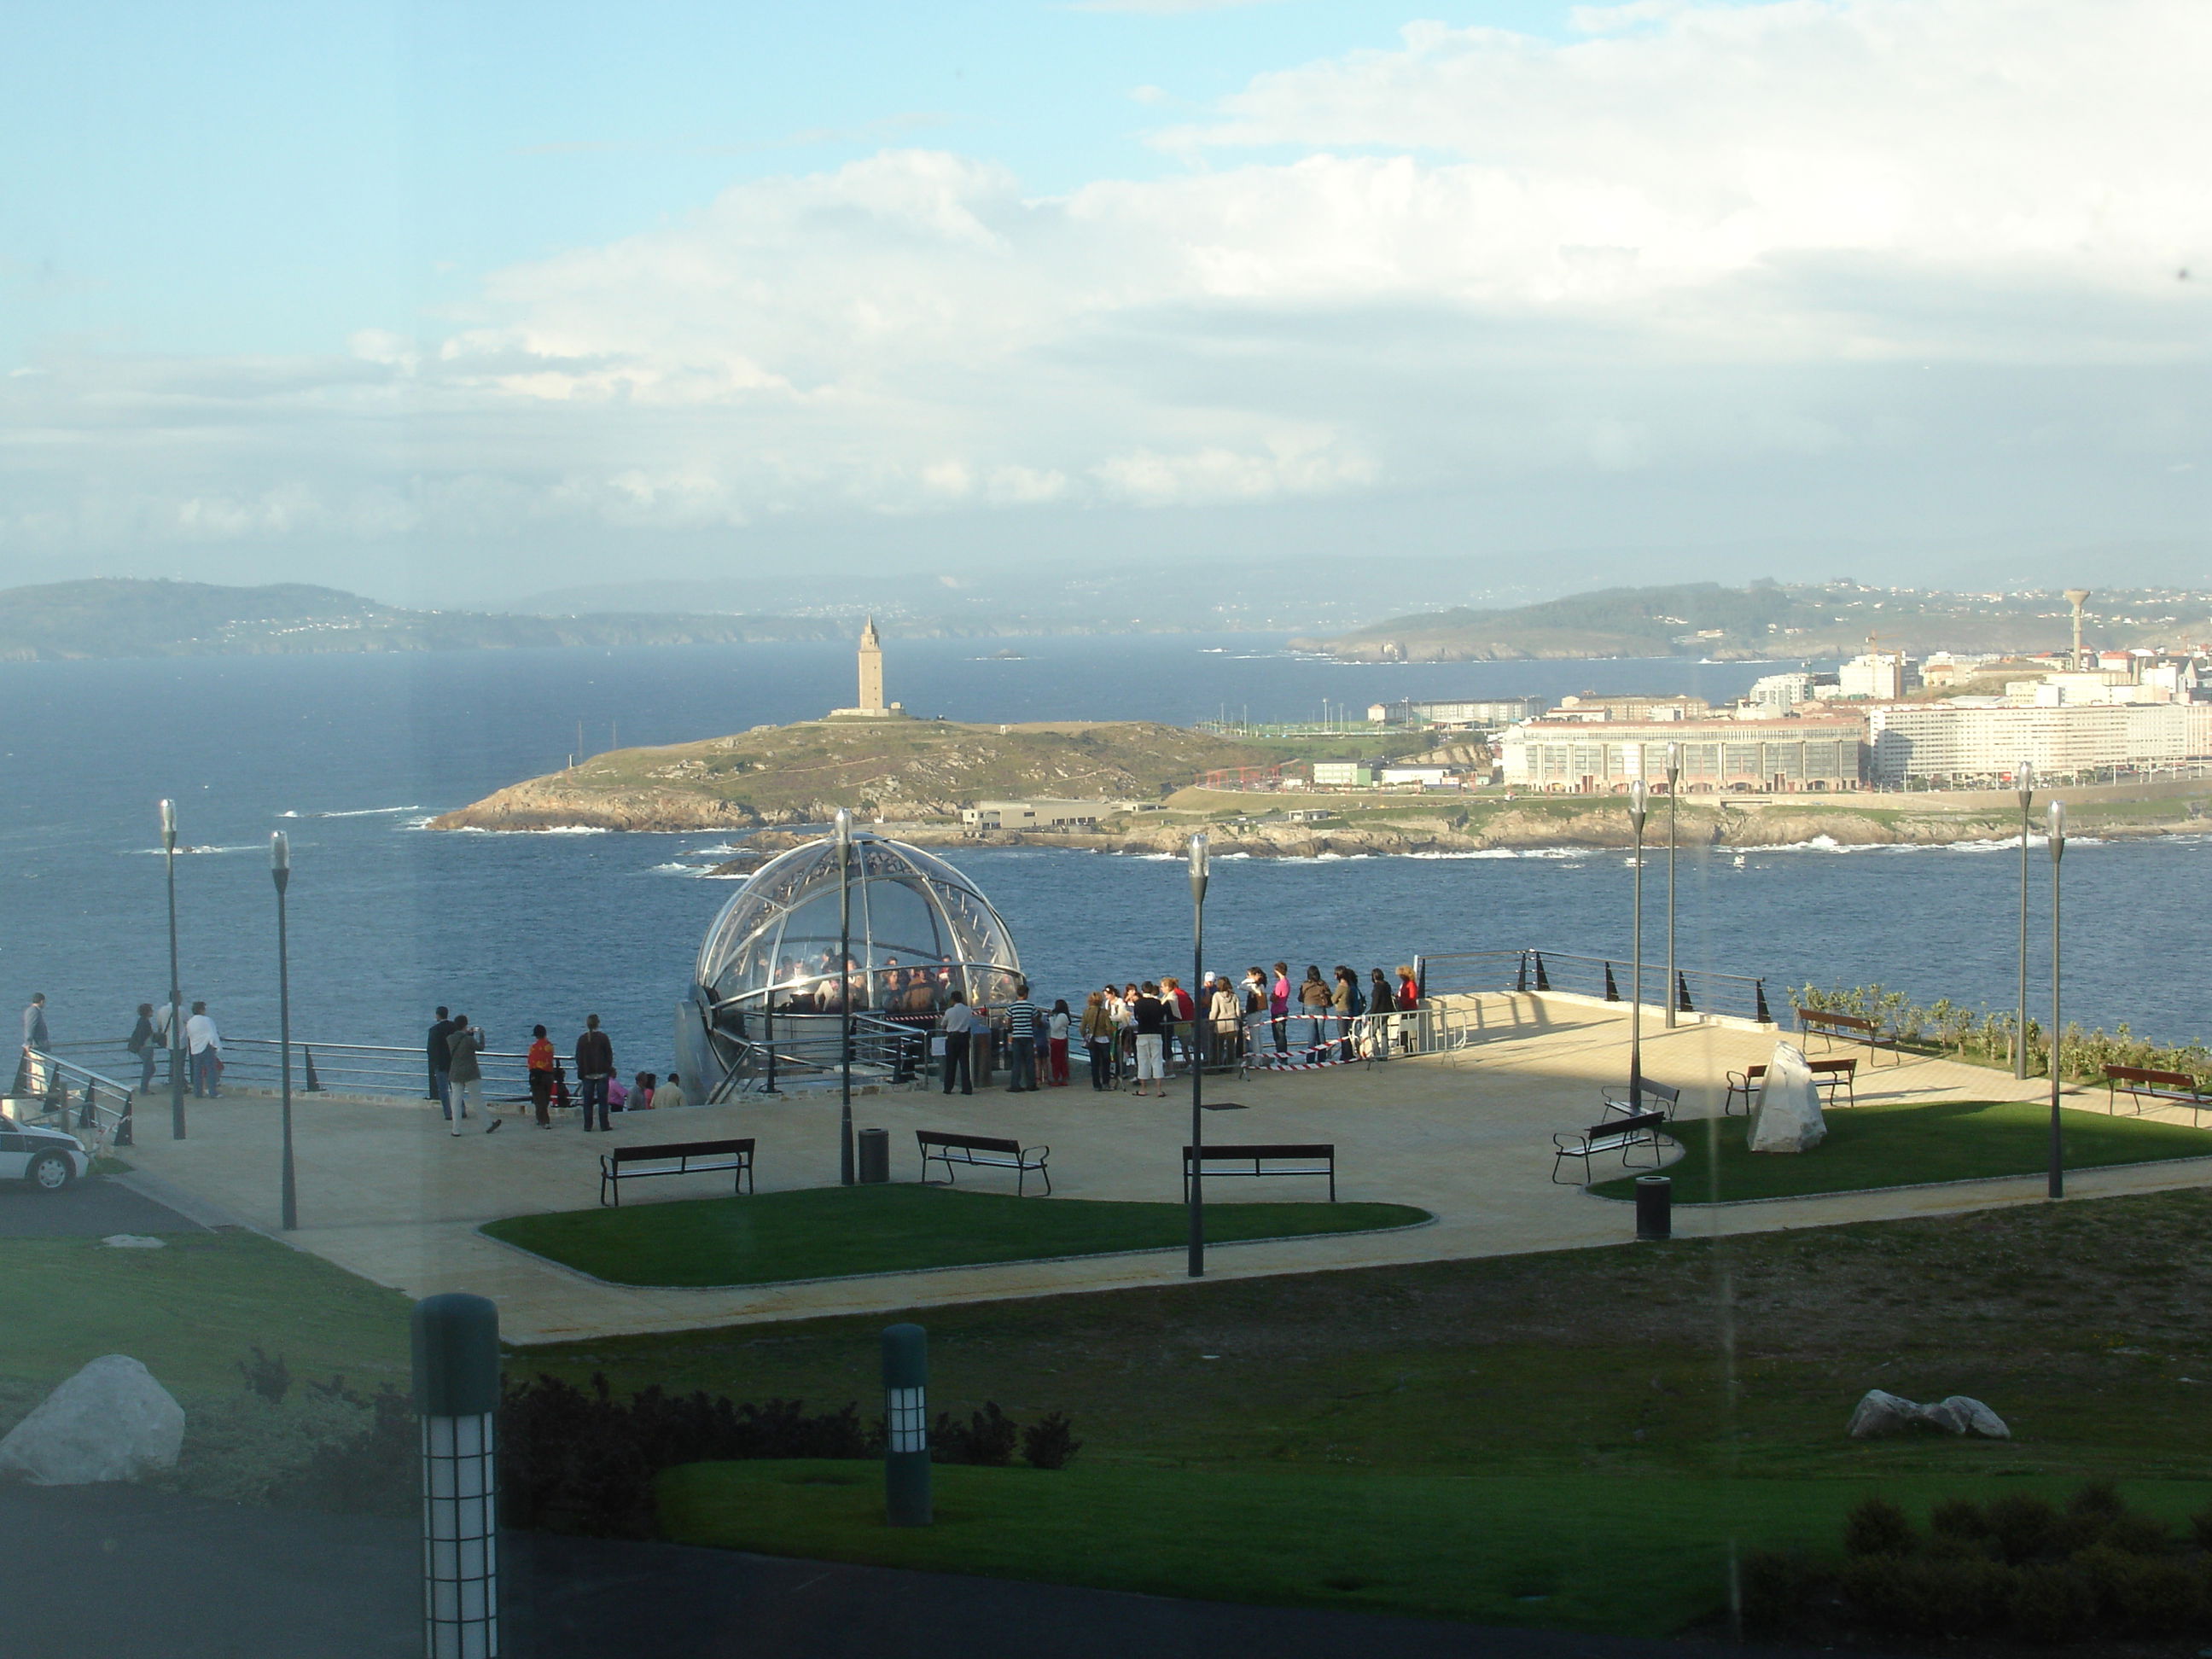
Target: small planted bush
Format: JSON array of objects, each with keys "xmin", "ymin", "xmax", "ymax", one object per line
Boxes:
[{"xmin": 1754, "ymin": 1481, "xmax": 2207, "ymax": 1645}]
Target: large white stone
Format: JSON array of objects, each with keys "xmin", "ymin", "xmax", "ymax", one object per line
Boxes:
[
  {"xmin": 0, "ymin": 1355, "xmax": 185, "ymax": 1485},
  {"xmin": 1847, "ymin": 1388, "xmax": 2009, "ymax": 1439},
  {"xmin": 1747, "ymin": 1042, "xmax": 1828, "ymax": 1154}
]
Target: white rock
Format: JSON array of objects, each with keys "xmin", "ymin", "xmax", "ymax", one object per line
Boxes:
[
  {"xmin": 1847, "ymin": 1388, "xmax": 2009, "ymax": 1440},
  {"xmin": 100, "ymin": 1235, "xmax": 166, "ymax": 1249},
  {"xmin": 0, "ymin": 1355, "xmax": 185, "ymax": 1485},
  {"xmin": 1748, "ymin": 1042, "xmax": 1828, "ymax": 1154}
]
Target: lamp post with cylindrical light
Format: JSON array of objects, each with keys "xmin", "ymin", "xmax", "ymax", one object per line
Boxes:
[
  {"xmin": 2015, "ymin": 759, "xmax": 2034, "ymax": 1080},
  {"xmin": 836, "ymin": 807, "xmax": 855, "ymax": 1187},
  {"xmin": 160, "ymin": 800, "xmax": 185, "ymax": 1140},
  {"xmin": 1627, "ymin": 779, "xmax": 1649, "ymax": 1105},
  {"xmin": 271, "ymin": 833, "xmax": 297, "ymax": 1231},
  {"xmin": 1187, "ymin": 832, "xmax": 1208, "ymax": 1279},
  {"xmin": 2047, "ymin": 800, "xmax": 2066, "ymax": 1200},
  {"xmin": 1664, "ymin": 742, "xmax": 1681, "ymax": 1030}
]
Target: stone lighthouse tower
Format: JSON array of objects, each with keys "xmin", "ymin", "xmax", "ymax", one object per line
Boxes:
[
  {"xmin": 831, "ymin": 618, "xmax": 903, "ymax": 719},
  {"xmin": 857, "ymin": 616, "xmax": 885, "ymax": 713}
]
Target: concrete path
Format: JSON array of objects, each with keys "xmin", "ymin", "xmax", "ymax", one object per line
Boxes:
[{"xmin": 109, "ymin": 993, "xmax": 2212, "ymax": 1345}]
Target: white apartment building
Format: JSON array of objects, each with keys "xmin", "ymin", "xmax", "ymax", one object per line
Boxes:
[
  {"xmin": 1367, "ymin": 697, "xmax": 1547, "ymax": 727},
  {"xmin": 1499, "ymin": 715, "xmax": 1866, "ymax": 793},
  {"xmin": 1837, "ymin": 652, "xmax": 1921, "ymax": 700},
  {"xmin": 1864, "ymin": 701, "xmax": 2212, "ymax": 785},
  {"xmin": 1748, "ymin": 672, "xmax": 1822, "ymax": 712}
]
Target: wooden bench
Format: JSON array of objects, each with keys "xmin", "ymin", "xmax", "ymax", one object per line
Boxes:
[
  {"xmin": 1184, "ymin": 1142, "xmax": 1336, "ymax": 1203},
  {"xmin": 1794, "ymin": 1007, "xmax": 1902, "ymax": 1066},
  {"xmin": 1724, "ymin": 1057, "xmax": 1859, "ymax": 1115},
  {"xmin": 599, "ymin": 1138, "xmax": 754, "ymax": 1207},
  {"xmin": 917, "ymin": 1129, "xmax": 1051, "ymax": 1196},
  {"xmin": 1602, "ymin": 1079, "xmax": 1681, "ymax": 1121},
  {"xmin": 1552, "ymin": 1111, "xmax": 1671, "ymax": 1185},
  {"xmin": 2104, "ymin": 1065, "xmax": 2211, "ymax": 1121}
]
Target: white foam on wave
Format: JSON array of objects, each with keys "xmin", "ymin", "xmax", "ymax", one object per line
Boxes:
[{"xmin": 279, "ymin": 805, "xmax": 422, "ymax": 820}]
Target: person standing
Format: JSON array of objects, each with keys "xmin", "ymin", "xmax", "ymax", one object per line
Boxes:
[
  {"xmin": 1368, "ymin": 969, "xmax": 1397, "ymax": 1062},
  {"xmin": 574, "ymin": 1015, "xmax": 614, "ymax": 1132},
  {"xmin": 1241, "ymin": 968, "xmax": 1269, "ymax": 1062},
  {"xmin": 1298, "ymin": 967, "xmax": 1330, "ymax": 1051},
  {"xmin": 1080, "ymin": 992, "xmax": 1115, "ymax": 1091},
  {"xmin": 1046, "ymin": 998, "xmax": 1071, "ymax": 1087},
  {"xmin": 1332, "ymin": 966, "xmax": 1360, "ymax": 1062},
  {"xmin": 940, "ymin": 993, "xmax": 976, "ymax": 1096},
  {"xmin": 1003, "ymin": 983, "xmax": 1039, "ymax": 1092},
  {"xmin": 127, "ymin": 1003, "xmax": 160, "ymax": 1091},
  {"xmin": 185, "ymin": 1001, "xmax": 222, "ymax": 1098},
  {"xmin": 1270, "ymin": 963, "xmax": 1292, "ymax": 1054},
  {"xmin": 15, "ymin": 993, "xmax": 48, "ymax": 1095},
  {"xmin": 526, "ymin": 1025, "xmax": 557, "ymax": 1128},
  {"xmin": 427, "ymin": 1007, "xmax": 457, "ymax": 1115},
  {"xmin": 1397, "ymin": 964, "xmax": 1421, "ymax": 1055},
  {"xmin": 1132, "ymin": 982, "xmax": 1167, "ymax": 1098},
  {"xmin": 445, "ymin": 1014, "xmax": 487, "ymax": 1134}
]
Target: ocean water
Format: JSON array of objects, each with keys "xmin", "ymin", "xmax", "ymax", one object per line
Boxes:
[{"xmin": 1, "ymin": 634, "xmax": 2206, "ymax": 1068}]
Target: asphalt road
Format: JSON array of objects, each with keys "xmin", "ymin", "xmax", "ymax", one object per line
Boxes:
[{"xmin": 0, "ymin": 1173, "xmax": 206, "ymax": 1237}]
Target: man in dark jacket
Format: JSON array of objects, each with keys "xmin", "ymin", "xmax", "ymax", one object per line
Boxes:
[
  {"xmin": 427, "ymin": 1007, "xmax": 456, "ymax": 1115},
  {"xmin": 575, "ymin": 1015, "xmax": 614, "ymax": 1132}
]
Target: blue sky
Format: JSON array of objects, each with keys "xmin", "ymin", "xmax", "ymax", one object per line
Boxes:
[
  {"xmin": 3, "ymin": 1, "xmax": 2206, "ymax": 608},
  {"xmin": 7, "ymin": 2, "xmax": 1586, "ymax": 360}
]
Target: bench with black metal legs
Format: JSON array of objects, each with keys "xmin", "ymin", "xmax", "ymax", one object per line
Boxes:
[
  {"xmin": 2103, "ymin": 1065, "xmax": 2211, "ymax": 1121},
  {"xmin": 1601, "ymin": 1079, "xmax": 1681, "ymax": 1121},
  {"xmin": 1794, "ymin": 1007, "xmax": 1904, "ymax": 1066},
  {"xmin": 1183, "ymin": 1143, "xmax": 1336, "ymax": 1203},
  {"xmin": 1551, "ymin": 1111, "xmax": 1672, "ymax": 1185},
  {"xmin": 1723, "ymin": 1057, "xmax": 1859, "ymax": 1115},
  {"xmin": 917, "ymin": 1129, "xmax": 1052, "ymax": 1196},
  {"xmin": 599, "ymin": 1138, "xmax": 754, "ymax": 1207}
]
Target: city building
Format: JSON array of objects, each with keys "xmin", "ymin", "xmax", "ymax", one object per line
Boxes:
[
  {"xmin": 1312, "ymin": 761, "xmax": 1377, "ymax": 788},
  {"xmin": 1836, "ymin": 652, "xmax": 1922, "ymax": 700},
  {"xmin": 828, "ymin": 617, "xmax": 907, "ymax": 719},
  {"xmin": 1366, "ymin": 697, "xmax": 1548, "ymax": 728},
  {"xmin": 1377, "ymin": 765, "xmax": 1457, "ymax": 787},
  {"xmin": 1499, "ymin": 714, "xmax": 1866, "ymax": 793},
  {"xmin": 1747, "ymin": 672, "xmax": 1827, "ymax": 713},
  {"xmin": 1863, "ymin": 701, "xmax": 2212, "ymax": 785},
  {"xmin": 960, "ymin": 800, "xmax": 1146, "ymax": 829},
  {"xmin": 1545, "ymin": 694, "xmax": 1712, "ymax": 723}
]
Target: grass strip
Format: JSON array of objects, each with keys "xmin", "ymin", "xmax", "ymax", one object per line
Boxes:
[
  {"xmin": 656, "ymin": 1461, "xmax": 2212, "ymax": 1636},
  {"xmin": 1589, "ymin": 1099, "xmax": 2212, "ymax": 1204},
  {"xmin": 482, "ymin": 1183, "xmax": 1428, "ymax": 1287}
]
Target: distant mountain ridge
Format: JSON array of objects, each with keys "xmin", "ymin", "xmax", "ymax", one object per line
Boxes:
[
  {"xmin": 0, "ymin": 579, "xmax": 847, "ymax": 661},
  {"xmin": 1296, "ymin": 580, "xmax": 2212, "ymax": 662}
]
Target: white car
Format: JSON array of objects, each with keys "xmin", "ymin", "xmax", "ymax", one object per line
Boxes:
[{"xmin": 0, "ymin": 1114, "xmax": 89, "ymax": 1191}]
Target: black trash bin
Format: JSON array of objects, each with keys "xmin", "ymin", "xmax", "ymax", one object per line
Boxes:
[
  {"xmin": 1634, "ymin": 1174, "xmax": 1672, "ymax": 1241},
  {"xmin": 858, "ymin": 1126, "xmax": 891, "ymax": 1185}
]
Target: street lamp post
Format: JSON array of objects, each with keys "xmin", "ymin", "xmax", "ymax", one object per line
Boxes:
[
  {"xmin": 1187, "ymin": 833, "xmax": 1208, "ymax": 1279},
  {"xmin": 1627, "ymin": 779, "xmax": 1649, "ymax": 1106},
  {"xmin": 160, "ymin": 799, "xmax": 185, "ymax": 1140},
  {"xmin": 271, "ymin": 833, "xmax": 297, "ymax": 1231},
  {"xmin": 2015, "ymin": 759, "xmax": 2035, "ymax": 1080},
  {"xmin": 835, "ymin": 808, "xmax": 855, "ymax": 1187},
  {"xmin": 2047, "ymin": 800, "xmax": 2066, "ymax": 1200},
  {"xmin": 1664, "ymin": 742, "xmax": 1681, "ymax": 1030}
]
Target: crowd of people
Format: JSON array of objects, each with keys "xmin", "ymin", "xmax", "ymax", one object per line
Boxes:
[{"xmin": 426, "ymin": 1009, "xmax": 684, "ymax": 1135}]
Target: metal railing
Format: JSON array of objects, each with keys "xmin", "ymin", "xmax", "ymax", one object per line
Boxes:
[
  {"xmin": 14, "ymin": 1050, "xmax": 136, "ymax": 1150},
  {"xmin": 45, "ymin": 1038, "xmax": 535, "ymax": 1103},
  {"xmin": 713, "ymin": 1012, "xmax": 933, "ymax": 1100},
  {"xmin": 1414, "ymin": 948, "xmax": 1774, "ymax": 1024}
]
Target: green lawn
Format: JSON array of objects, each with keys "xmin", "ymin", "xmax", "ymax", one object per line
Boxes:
[
  {"xmin": 0, "ymin": 1231, "xmax": 411, "ymax": 1400},
  {"xmin": 657, "ymin": 1462, "xmax": 2212, "ymax": 1637},
  {"xmin": 1588, "ymin": 1099, "xmax": 2212, "ymax": 1203},
  {"xmin": 481, "ymin": 1184, "xmax": 1429, "ymax": 1287}
]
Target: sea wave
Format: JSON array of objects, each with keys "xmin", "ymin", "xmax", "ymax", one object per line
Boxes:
[{"xmin": 278, "ymin": 805, "xmax": 422, "ymax": 819}]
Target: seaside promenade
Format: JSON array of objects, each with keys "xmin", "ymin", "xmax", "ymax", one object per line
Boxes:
[{"xmin": 112, "ymin": 992, "xmax": 2212, "ymax": 1346}]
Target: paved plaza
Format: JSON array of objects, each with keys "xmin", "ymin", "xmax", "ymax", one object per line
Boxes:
[{"xmin": 113, "ymin": 992, "xmax": 2212, "ymax": 1346}]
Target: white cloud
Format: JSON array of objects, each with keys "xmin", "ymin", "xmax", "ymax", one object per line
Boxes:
[{"xmin": 5, "ymin": 0, "xmax": 2209, "ymax": 585}]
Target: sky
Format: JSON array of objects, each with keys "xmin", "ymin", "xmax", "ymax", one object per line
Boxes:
[{"xmin": 3, "ymin": 0, "xmax": 2209, "ymax": 612}]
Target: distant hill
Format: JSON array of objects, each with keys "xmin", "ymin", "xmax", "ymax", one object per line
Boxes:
[
  {"xmin": 0, "ymin": 579, "xmax": 847, "ymax": 661},
  {"xmin": 1297, "ymin": 581, "xmax": 2211, "ymax": 662},
  {"xmin": 431, "ymin": 719, "xmax": 1281, "ymax": 832}
]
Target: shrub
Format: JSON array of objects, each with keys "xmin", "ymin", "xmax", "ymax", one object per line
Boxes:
[
  {"xmin": 1929, "ymin": 1496, "xmax": 1987, "ymax": 1539},
  {"xmin": 1986, "ymin": 1493, "xmax": 2064, "ymax": 1564},
  {"xmin": 1021, "ymin": 1412, "xmax": 1083, "ymax": 1470},
  {"xmin": 2069, "ymin": 1477, "xmax": 2126, "ymax": 1524},
  {"xmin": 237, "ymin": 1346, "xmax": 292, "ymax": 1406},
  {"xmin": 933, "ymin": 1402, "xmax": 1018, "ymax": 1466},
  {"xmin": 2188, "ymin": 1503, "xmax": 2212, "ymax": 1551},
  {"xmin": 276, "ymin": 1384, "xmax": 415, "ymax": 1516},
  {"xmin": 1842, "ymin": 1495, "xmax": 1916, "ymax": 1557},
  {"xmin": 2104, "ymin": 1511, "xmax": 2171, "ymax": 1557},
  {"xmin": 1738, "ymin": 1549, "xmax": 1829, "ymax": 1638},
  {"xmin": 2112, "ymin": 1557, "xmax": 2203, "ymax": 1635},
  {"xmin": 2009, "ymin": 1565, "xmax": 2096, "ymax": 1644}
]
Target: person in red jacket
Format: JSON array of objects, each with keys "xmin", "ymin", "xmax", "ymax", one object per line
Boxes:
[
  {"xmin": 527, "ymin": 1024, "xmax": 557, "ymax": 1127},
  {"xmin": 1397, "ymin": 964, "xmax": 1421, "ymax": 1055}
]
